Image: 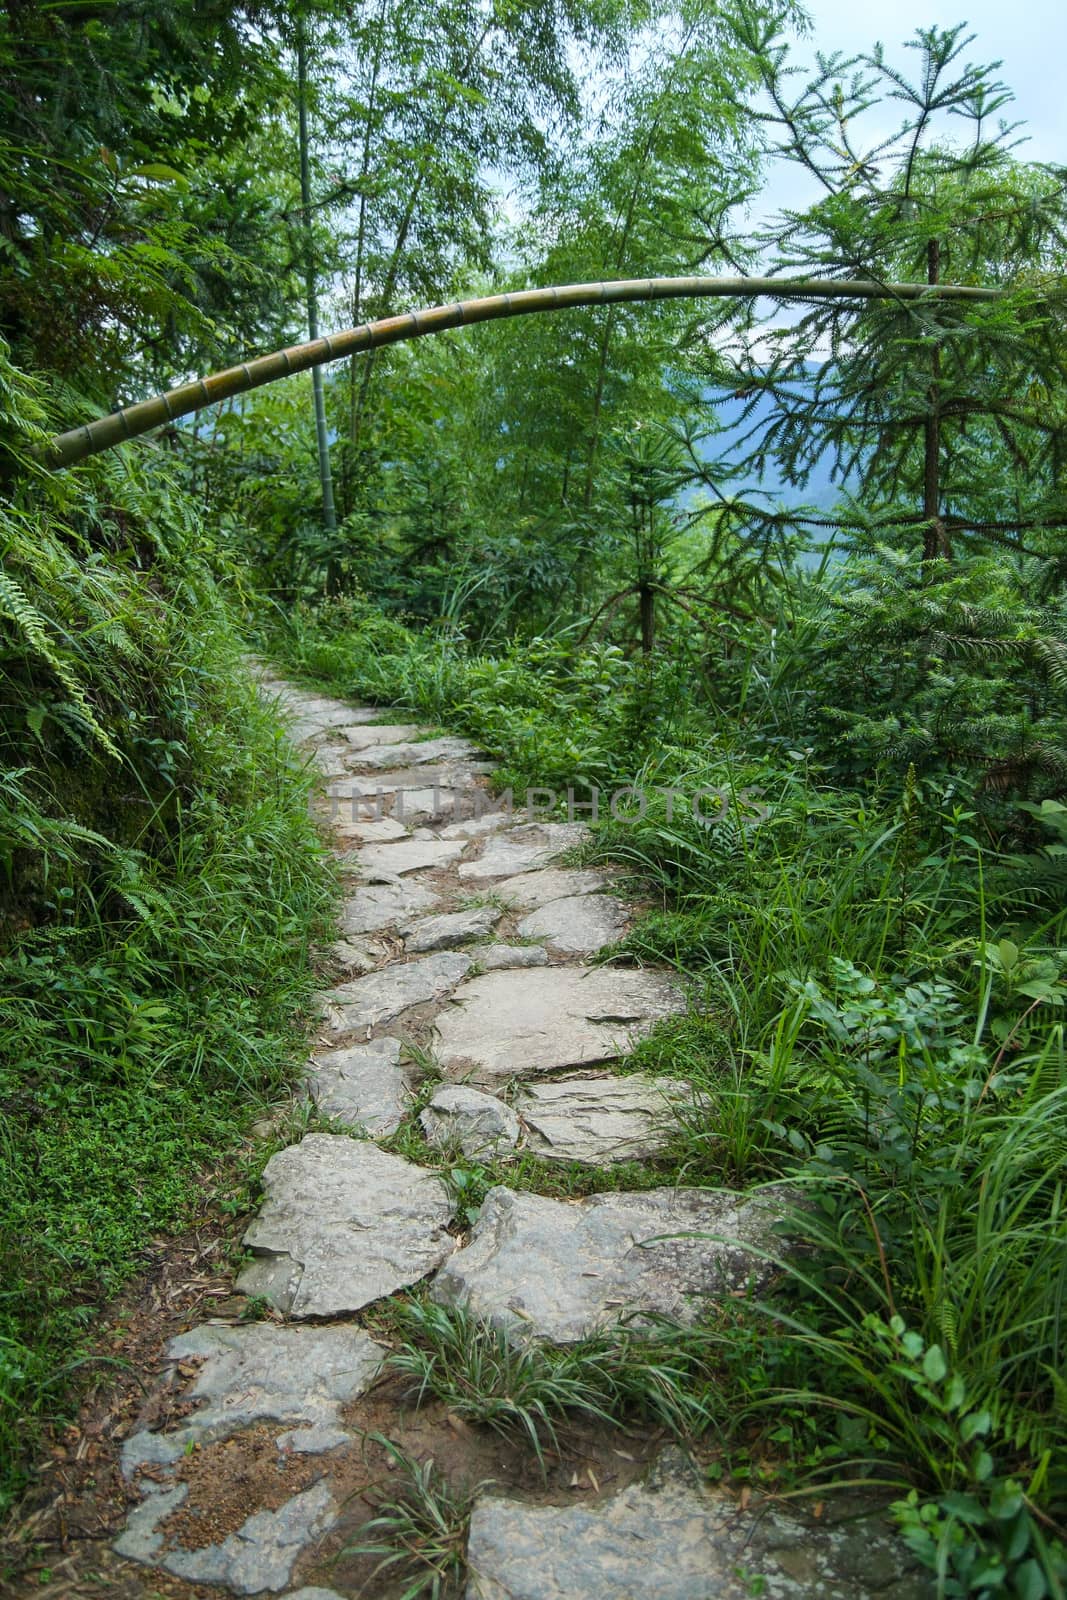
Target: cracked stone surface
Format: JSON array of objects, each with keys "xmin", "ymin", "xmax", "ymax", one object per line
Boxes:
[
  {"xmin": 116, "ymin": 1480, "xmax": 336, "ymax": 1594},
  {"xmin": 517, "ymin": 1073, "xmax": 687, "ymax": 1164},
  {"xmin": 431, "ymin": 1183, "xmax": 789, "ymax": 1341},
  {"xmin": 420, "ymin": 1084, "xmax": 521, "ymax": 1159},
  {"xmin": 516, "ymin": 894, "xmax": 628, "ymax": 954},
  {"xmin": 328, "ymin": 935, "xmax": 386, "ymax": 976},
  {"xmin": 239, "ymin": 1136, "xmax": 454, "ymax": 1316},
  {"xmin": 340, "ymin": 879, "xmax": 439, "ymax": 934},
  {"xmin": 458, "ymin": 823, "xmax": 590, "ymax": 880},
  {"xmin": 356, "ymin": 838, "xmax": 466, "ymax": 877},
  {"xmin": 326, "ymin": 813, "xmax": 409, "ymax": 843},
  {"xmin": 342, "ymin": 722, "xmax": 421, "ymax": 748},
  {"xmin": 493, "ymin": 868, "xmax": 610, "ymax": 909},
  {"xmin": 355, "ymin": 736, "xmax": 481, "ymax": 769},
  {"xmin": 464, "ymin": 1452, "xmax": 924, "ymax": 1600},
  {"xmin": 121, "ymin": 1323, "xmax": 386, "ymax": 1479},
  {"xmin": 305, "ymin": 1037, "xmax": 409, "ymax": 1134},
  {"xmin": 433, "ymin": 966, "xmax": 685, "ymax": 1082},
  {"xmin": 472, "ymin": 942, "xmax": 549, "ymax": 970},
  {"xmin": 439, "ymin": 808, "xmax": 526, "ymax": 838},
  {"xmin": 320, "ymin": 951, "xmax": 472, "ymax": 1037},
  {"xmin": 405, "ymin": 906, "xmax": 502, "ymax": 952}
]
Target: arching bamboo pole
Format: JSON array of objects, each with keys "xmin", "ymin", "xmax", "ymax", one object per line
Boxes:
[{"xmin": 45, "ymin": 275, "xmax": 1002, "ymax": 470}]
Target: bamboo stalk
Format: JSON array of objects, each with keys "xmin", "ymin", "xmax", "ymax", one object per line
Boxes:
[{"xmin": 44, "ymin": 275, "xmax": 1003, "ymax": 470}]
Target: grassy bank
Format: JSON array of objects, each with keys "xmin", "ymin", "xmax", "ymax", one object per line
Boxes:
[{"xmin": 0, "ymin": 365, "xmax": 336, "ymax": 1508}]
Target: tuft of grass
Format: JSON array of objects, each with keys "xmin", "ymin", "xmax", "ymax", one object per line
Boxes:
[{"xmin": 340, "ymin": 1434, "xmax": 480, "ymax": 1600}]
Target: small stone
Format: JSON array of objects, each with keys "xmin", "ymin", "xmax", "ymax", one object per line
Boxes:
[
  {"xmin": 516, "ymin": 894, "xmax": 628, "ymax": 954},
  {"xmin": 432, "ymin": 1183, "xmax": 790, "ymax": 1342},
  {"xmin": 239, "ymin": 1136, "xmax": 454, "ymax": 1316},
  {"xmin": 433, "ymin": 966, "xmax": 685, "ymax": 1083},
  {"xmin": 518, "ymin": 1073, "xmax": 687, "ymax": 1164},
  {"xmin": 438, "ymin": 807, "xmax": 525, "ymax": 838},
  {"xmin": 405, "ymin": 907, "xmax": 502, "ymax": 953},
  {"xmin": 328, "ymin": 814, "xmax": 409, "ymax": 843},
  {"xmin": 321, "ymin": 952, "xmax": 472, "ymax": 1037},
  {"xmin": 356, "ymin": 838, "xmax": 466, "ymax": 877},
  {"xmin": 355, "ymin": 737, "xmax": 481, "ymax": 769},
  {"xmin": 420, "ymin": 1085, "xmax": 521, "ymax": 1158},
  {"xmin": 328, "ymin": 937, "xmax": 383, "ymax": 975},
  {"xmin": 305, "ymin": 1038, "xmax": 409, "ymax": 1134},
  {"xmin": 458, "ymin": 824, "xmax": 590, "ymax": 881},
  {"xmin": 342, "ymin": 723, "xmax": 421, "ymax": 747},
  {"xmin": 473, "ymin": 943, "xmax": 549, "ymax": 971},
  {"xmin": 493, "ymin": 868, "xmax": 610, "ymax": 909},
  {"xmin": 340, "ymin": 880, "xmax": 439, "ymax": 934}
]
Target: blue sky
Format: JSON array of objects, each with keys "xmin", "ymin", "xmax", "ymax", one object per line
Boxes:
[{"xmin": 789, "ymin": 0, "xmax": 1064, "ymax": 163}]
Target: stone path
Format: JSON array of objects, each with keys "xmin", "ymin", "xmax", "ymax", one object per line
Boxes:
[{"xmin": 111, "ymin": 670, "xmax": 928, "ymax": 1598}]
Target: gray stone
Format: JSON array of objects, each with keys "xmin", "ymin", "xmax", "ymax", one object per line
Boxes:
[
  {"xmin": 321, "ymin": 952, "xmax": 472, "ymax": 1037},
  {"xmin": 355, "ymin": 737, "xmax": 480, "ymax": 769},
  {"xmin": 463, "ymin": 1455, "xmax": 922, "ymax": 1600},
  {"xmin": 328, "ymin": 936, "xmax": 384, "ymax": 976},
  {"xmin": 287, "ymin": 1591, "xmax": 350, "ymax": 1600},
  {"xmin": 356, "ymin": 838, "xmax": 466, "ymax": 877},
  {"xmin": 327, "ymin": 813, "xmax": 409, "ymax": 843},
  {"xmin": 329, "ymin": 764, "xmax": 478, "ymax": 795},
  {"xmin": 493, "ymin": 868, "xmax": 610, "ymax": 909},
  {"xmin": 516, "ymin": 894, "xmax": 628, "ymax": 954},
  {"xmin": 118, "ymin": 1481, "xmax": 337, "ymax": 1594},
  {"xmin": 121, "ymin": 1323, "xmax": 386, "ymax": 1480},
  {"xmin": 405, "ymin": 906, "xmax": 502, "ymax": 953},
  {"xmin": 239, "ymin": 1136, "xmax": 454, "ymax": 1316},
  {"xmin": 305, "ymin": 1037, "xmax": 409, "ymax": 1134},
  {"xmin": 340, "ymin": 880, "xmax": 439, "ymax": 934},
  {"xmin": 433, "ymin": 966, "xmax": 685, "ymax": 1083},
  {"xmin": 431, "ymin": 1183, "xmax": 789, "ymax": 1342},
  {"xmin": 518, "ymin": 1073, "xmax": 686, "ymax": 1164},
  {"xmin": 438, "ymin": 807, "xmax": 526, "ymax": 838},
  {"xmin": 342, "ymin": 722, "xmax": 421, "ymax": 747},
  {"xmin": 473, "ymin": 943, "xmax": 549, "ymax": 971},
  {"xmin": 420, "ymin": 1085, "xmax": 521, "ymax": 1159},
  {"xmin": 458, "ymin": 824, "xmax": 590, "ymax": 881}
]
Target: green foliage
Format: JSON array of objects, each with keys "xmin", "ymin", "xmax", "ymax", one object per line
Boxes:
[{"xmin": 0, "ymin": 353, "xmax": 335, "ymax": 1509}]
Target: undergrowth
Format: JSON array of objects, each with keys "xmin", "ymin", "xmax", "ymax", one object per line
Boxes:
[{"xmin": 0, "ymin": 351, "xmax": 336, "ymax": 1508}]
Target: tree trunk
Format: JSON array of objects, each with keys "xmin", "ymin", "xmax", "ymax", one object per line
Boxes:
[{"xmin": 297, "ymin": 14, "xmax": 338, "ymax": 543}]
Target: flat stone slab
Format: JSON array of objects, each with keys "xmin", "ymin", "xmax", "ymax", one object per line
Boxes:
[
  {"xmin": 464, "ymin": 1453, "xmax": 923, "ymax": 1600},
  {"xmin": 327, "ymin": 814, "xmax": 409, "ymax": 843},
  {"xmin": 518, "ymin": 1074, "xmax": 686, "ymax": 1164},
  {"xmin": 406, "ymin": 906, "xmax": 502, "ymax": 953},
  {"xmin": 305, "ymin": 1037, "xmax": 409, "ymax": 1134},
  {"xmin": 516, "ymin": 894, "xmax": 628, "ymax": 954},
  {"xmin": 340, "ymin": 880, "xmax": 438, "ymax": 934},
  {"xmin": 493, "ymin": 868, "xmax": 610, "ymax": 909},
  {"xmin": 116, "ymin": 1480, "xmax": 335, "ymax": 1594},
  {"xmin": 239, "ymin": 1136, "xmax": 454, "ymax": 1316},
  {"xmin": 431, "ymin": 1184, "xmax": 788, "ymax": 1341},
  {"xmin": 458, "ymin": 824, "xmax": 590, "ymax": 881},
  {"xmin": 321, "ymin": 952, "xmax": 472, "ymax": 1037},
  {"xmin": 473, "ymin": 942, "xmax": 549, "ymax": 971},
  {"xmin": 420, "ymin": 1085, "xmax": 521, "ymax": 1159},
  {"xmin": 355, "ymin": 737, "xmax": 481, "ymax": 769},
  {"xmin": 439, "ymin": 808, "xmax": 527, "ymax": 838},
  {"xmin": 356, "ymin": 838, "xmax": 466, "ymax": 877},
  {"xmin": 342, "ymin": 723, "xmax": 421, "ymax": 747},
  {"xmin": 433, "ymin": 966, "xmax": 685, "ymax": 1083},
  {"xmin": 121, "ymin": 1323, "xmax": 386, "ymax": 1479},
  {"xmin": 328, "ymin": 765, "xmax": 475, "ymax": 796}
]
